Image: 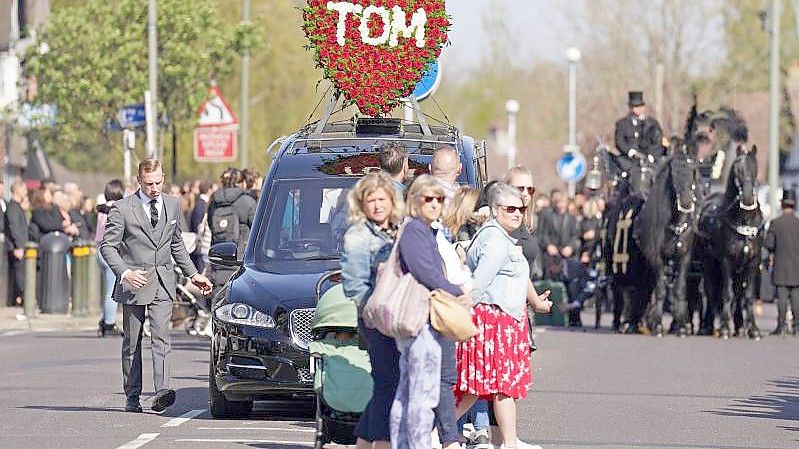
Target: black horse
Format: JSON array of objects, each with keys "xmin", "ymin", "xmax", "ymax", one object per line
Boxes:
[
  {"xmin": 696, "ymin": 145, "xmax": 763, "ymax": 340},
  {"xmin": 598, "ymin": 147, "xmax": 657, "ymax": 331},
  {"xmin": 635, "ymin": 144, "xmax": 702, "ymax": 337},
  {"xmin": 604, "ymin": 148, "xmax": 699, "ymax": 334}
]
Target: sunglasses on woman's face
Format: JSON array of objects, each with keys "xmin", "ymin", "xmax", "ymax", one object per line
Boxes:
[
  {"xmin": 422, "ymin": 196, "xmax": 445, "ymax": 204},
  {"xmin": 500, "ymin": 205, "xmax": 528, "ymax": 214},
  {"xmin": 514, "ymin": 185, "xmax": 536, "ymax": 195}
]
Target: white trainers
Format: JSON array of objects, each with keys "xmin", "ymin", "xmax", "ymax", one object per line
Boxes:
[
  {"xmin": 515, "ymin": 439, "xmax": 543, "ymax": 449},
  {"xmin": 431, "ymin": 428, "xmax": 442, "ymax": 449}
]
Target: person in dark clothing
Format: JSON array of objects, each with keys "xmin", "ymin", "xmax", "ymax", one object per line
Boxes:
[
  {"xmin": 538, "ymin": 193, "xmax": 585, "ymax": 326},
  {"xmin": 765, "ymin": 190, "xmax": 799, "ymax": 336},
  {"xmin": 29, "ymin": 188, "xmax": 68, "ymax": 241},
  {"xmin": 5, "ymin": 181, "xmax": 29, "ymax": 306},
  {"xmin": 538, "ymin": 194, "xmax": 580, "ymax": 278},
  {"xmin": 206, "ymin": 168, "xmax": 257, "ymax": 294},
  {"xmin": 189, "ymin": 180, "xmax": 212, "ymax": 272},
  {"xmin": 613, "ymin": 91, "xmax": 664, "ymax": 174}
]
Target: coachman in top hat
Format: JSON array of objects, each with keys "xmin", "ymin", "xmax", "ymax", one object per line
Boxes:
[{"xmin": 612, "ymin": 91, "xmax": 664, "ymax": 178}]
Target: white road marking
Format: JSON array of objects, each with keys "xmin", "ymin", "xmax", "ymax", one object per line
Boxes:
[
  {"xmin": 115, "ymin": 433, "xmax": 160, "ymax": 449},
  {"xmin": 160, "ymin": 409, "xmax": 206, "ymax": 427},
  {"xmin": 197, "ymin": 427, "xmax": 315, "ymax": 432},
  {"xmin": 174, "ymin": 439, "xmax": 313, "ymax": 445}
]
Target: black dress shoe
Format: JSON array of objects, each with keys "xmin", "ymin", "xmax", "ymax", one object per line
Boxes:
[
  {"xmin": 770, "ymin": 327, "xmax": 786, "ymax": 336},
  {"xmin": 125, "ymin": 397, "xmax": 143, "ymax": 413},
  {"xmin": 151, "ymin": 389, "xmax": 176, "ymax": 412}
]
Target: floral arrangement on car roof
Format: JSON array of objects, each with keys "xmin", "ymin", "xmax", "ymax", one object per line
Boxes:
[
  {"xmin": 317, "ymin": 153, "xmax": 428, "ymax": 176},
  {"xmin": 303, "ymin": 0, "xmax": 449, "ymax": 117}
]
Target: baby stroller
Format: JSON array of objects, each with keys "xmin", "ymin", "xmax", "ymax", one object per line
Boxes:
[{"xmin": 309, "ymin": 271, "xmax": 373, "ymax": 449}]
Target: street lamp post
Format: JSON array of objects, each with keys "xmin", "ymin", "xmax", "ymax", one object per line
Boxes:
[
  {"xmin": 240, "ymin": 0, "xmax": 251, "ymax": 170},
  {"xmin": 505, "ymin": 99, "xmax": 520, "ymax": 168},
  {"xmin": 146, "ymin": 0, "xmax": 158, "ymax": 159},
  {"xmin": 566, "ymin": 46, "xmax": 582, "ymax": 197},
  {"xmin": 768, "ymin": 0, "xmax": 781, "ymax": 218}
]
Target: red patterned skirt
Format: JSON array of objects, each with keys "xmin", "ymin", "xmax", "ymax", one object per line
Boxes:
[{"xmin": 455, "ymin": 303, "xmax": 532, "ymax": 400}]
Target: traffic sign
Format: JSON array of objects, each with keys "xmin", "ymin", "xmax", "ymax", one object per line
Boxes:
[
  {"xmin": 557, "ymin": 151, "xmax": 587, "ymax": 183},
  {"xmin": 411, "ymin": 59, "xmax": 441, "ymax": 102},
  {"xmin": 194, "ymin": 125, "xmax": 238, "ymax": 162},
  {"xmin": 118, "ymin": 103, "xmax": 146, "ymax": 129},
  {"xmin": 197, "ymin": 86, "xmax": 238, "ymax": 126}
]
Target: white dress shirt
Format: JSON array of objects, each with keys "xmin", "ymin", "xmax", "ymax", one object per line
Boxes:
[{"xmin": 137, "ymin": 190, "xmax": 164, "ymax": 222}]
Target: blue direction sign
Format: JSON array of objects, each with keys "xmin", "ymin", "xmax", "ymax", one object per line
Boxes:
[
  {"xmin": 118, "ymin": 103, "xmax": 146, "ymax": 129},
  {"xmin": 411, "ymin": 59, "xmax": 441, "ymax": 101},
  {"xmin": 556, "ymin": 151, "xmax": 587, "ymax": 183}
]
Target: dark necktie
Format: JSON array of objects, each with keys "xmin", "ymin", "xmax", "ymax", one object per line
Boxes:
[{"xmin": 149, "ymin": 199, "xmax": 158, "ymax": 228}]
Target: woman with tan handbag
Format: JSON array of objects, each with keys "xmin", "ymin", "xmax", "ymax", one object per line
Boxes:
[
  {"xmin": 340, "ymin": 172, "xmax": 405, "ymax": 449},
  {"xmin": 390, "ymin": 174, "xmax": 470, "ymax": 449},
  {"xmin": 455, "ymin": 182, "xmax": 552, "ymax": 449}
]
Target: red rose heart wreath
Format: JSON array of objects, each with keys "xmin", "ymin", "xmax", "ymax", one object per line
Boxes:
[{"xmin": 303, "ymin": 0, "xmax": 449, "ymax": 117}]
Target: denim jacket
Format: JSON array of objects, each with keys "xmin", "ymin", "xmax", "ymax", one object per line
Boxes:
[
  {"xmin": 466, "ymin": 219, "xmax": 530, "ymax": 321},
  {"xmin": 341, "ymin": 220, "xmax": 395, "ymax": 307}
]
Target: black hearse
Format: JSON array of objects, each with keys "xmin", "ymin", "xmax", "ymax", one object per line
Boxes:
[{"xmin": 208, "ymin": 117, "xmax": 487, "ymax": 417}]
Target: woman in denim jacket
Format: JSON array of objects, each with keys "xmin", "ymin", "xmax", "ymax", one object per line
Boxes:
[
  {"xmin": 455, "ymin": 183, "xmax": 552, "ymax": 449},
  {"xmin": 341, "ymin": 172, "xmax": 404, "ymax": 449}
]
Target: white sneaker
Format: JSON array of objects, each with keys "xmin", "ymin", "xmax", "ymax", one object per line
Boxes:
[
  {"xmin": 515, "ymin": 439, "xmax": 543, "ymax": 449},
  {"xmin": 431, "ymin": 428, "xmax": 442, "ymax": 449}
]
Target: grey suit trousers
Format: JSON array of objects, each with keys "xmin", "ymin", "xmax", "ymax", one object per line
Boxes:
[{"xmin": 122, "ymin": 283, "xmax": 172, "ymax": 398}]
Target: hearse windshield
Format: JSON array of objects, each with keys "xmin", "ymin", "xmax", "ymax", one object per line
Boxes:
[{"xmin": 254, "ymin": 177, "xmax": 356, "ymax": 266}]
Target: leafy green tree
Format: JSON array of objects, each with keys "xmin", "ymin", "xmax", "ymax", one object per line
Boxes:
[
  {"xmin": 719, "ymin": 0, "xmax": 799, "ymax": 93},
  {"xmin": 25, "ymin": 0, "xmax": 245, "ymax": 172}
]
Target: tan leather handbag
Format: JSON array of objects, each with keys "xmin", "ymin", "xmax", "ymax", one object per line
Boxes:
[{"xmin": 429, "ymin": 289, "xmax": 479, "ymax": 342}]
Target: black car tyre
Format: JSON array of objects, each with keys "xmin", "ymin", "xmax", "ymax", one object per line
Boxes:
[{"xmin": 209, "ymin": 354, "xmax": 254, "ymax": 418}]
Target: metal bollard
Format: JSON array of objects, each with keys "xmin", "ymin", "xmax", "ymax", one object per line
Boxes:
[
  {"xmin": 70, "ymin": 241, "xmax": 90, "ymax": 318},
  {"xmin": 0, "ymin": 233, "xmax": 7, "ymax": 307},
  {"xmin": 24, "ymin": 242, "xmax": 38, "ymax": 318},
  {"xmin": 86, "ymin": 243, "xmax": 100, "ymax": 317}
]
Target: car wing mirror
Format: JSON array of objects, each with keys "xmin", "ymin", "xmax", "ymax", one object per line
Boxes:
[{"xmin": 209, "ymin": 242, "xmax": 241, "ymax": 267}]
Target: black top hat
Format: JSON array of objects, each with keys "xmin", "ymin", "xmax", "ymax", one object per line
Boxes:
[
  {"xmin": 628, "ymin": 91, "xmax": 645, "ymax": 107},
  {"xmin": 782, "ymin": 189, "xmax": 797, "ymax": 208}
]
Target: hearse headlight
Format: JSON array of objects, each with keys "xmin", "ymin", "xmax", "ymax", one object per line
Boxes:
[{"xmin": 215, "ymin": 303, "xmax": 276, "ymax": 328}]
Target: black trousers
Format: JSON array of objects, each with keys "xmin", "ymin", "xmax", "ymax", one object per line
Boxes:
[
  {"xmin": 7, "ymin": 253, "xmax": 24, "ymax": 306},
  {"xmin": 776, "ymin": 285, "xmax": 799, "ymax": 329}
]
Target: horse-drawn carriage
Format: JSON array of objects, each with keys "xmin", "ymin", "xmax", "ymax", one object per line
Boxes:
[{"xmin": 599, "ymin": 108, "xmax": 765, "ymax": 340}]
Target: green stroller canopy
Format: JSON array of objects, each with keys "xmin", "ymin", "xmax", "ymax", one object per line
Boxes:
[{"xmin": 312, "ymin": 284, "xmax": 358, "ymax": 331}]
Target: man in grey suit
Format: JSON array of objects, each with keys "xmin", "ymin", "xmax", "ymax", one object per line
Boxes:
[
  {"xmin": 101, "ymin": 159, "xmax": 212, "ymax": 413},
  {"xmin": 765, "ymin": 189, "xmax": 799, "ymax": 336}
]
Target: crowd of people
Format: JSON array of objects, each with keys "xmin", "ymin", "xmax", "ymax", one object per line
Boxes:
[
  {"xmin": 0, "ymin": 167, "xmax": 263, "ymax": 337},
  {"xmin": 342, "ymin": 143, "xmax": 563, "ymax": 449}
]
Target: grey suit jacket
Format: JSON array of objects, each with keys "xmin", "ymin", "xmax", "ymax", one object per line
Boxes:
[{"xmin": 100, "ymin": 192, "xmax": 197, "ymax": 305}]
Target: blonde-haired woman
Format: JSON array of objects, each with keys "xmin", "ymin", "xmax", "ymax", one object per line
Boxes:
[
  {"xmin": 340, "ymin": 172, "xmax": 404, "ymax": 449},
  {"xmin": 392, "ymin": 174, "xmax": 469, "ymax": 449},
  {"xmin": 504, "ymin": 166, "xmax": 543, "ymax": 280},
  {"xmin": 443, "ymin": 187, "xmax": 482, "ymax": 246}
]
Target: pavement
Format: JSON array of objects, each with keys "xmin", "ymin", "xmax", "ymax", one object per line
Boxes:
[
  {"xmin": 0, "ymin": 302, "xmax": 796, "ymax": 449},
  {"xmin": 0, "ymin": 304, "xmax": 105, "ymax": 335}
]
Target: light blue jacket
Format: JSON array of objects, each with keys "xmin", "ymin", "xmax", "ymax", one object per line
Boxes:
[
  {"xmin": 340, "ymin": 220, "xmax": 394, "ymax": 307},
  {"xmin": 466, "ymin": 219, "xmax": 530, "ymax": 321}
]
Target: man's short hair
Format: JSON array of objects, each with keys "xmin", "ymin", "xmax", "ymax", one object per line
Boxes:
[
  {"xmin": 378, "ymin": 142, "xmax": 408, "ymax": 176},
  {"xmin": 138, "ymin": 159, "xmax": 162, "ymax": 177},
  {"xmin": 198, "ymin": 179, "xmax": 213, "ymax": 194}
]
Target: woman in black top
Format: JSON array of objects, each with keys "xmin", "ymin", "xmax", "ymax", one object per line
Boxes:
[{"xmin": 29, "ymin": 188, "xmax": 67, "ymax": 241}]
